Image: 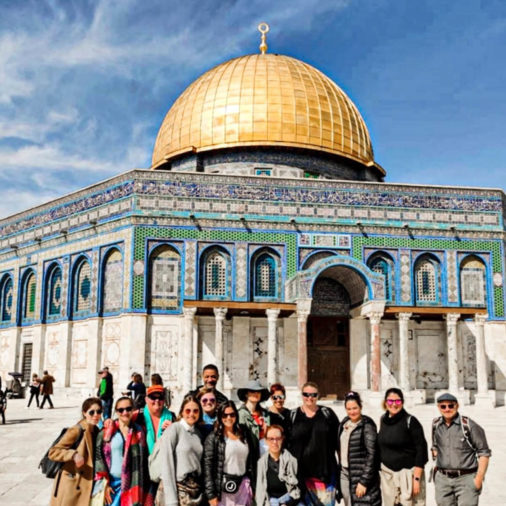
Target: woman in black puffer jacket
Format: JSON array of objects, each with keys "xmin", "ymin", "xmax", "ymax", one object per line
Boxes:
[
  {"xmin": 338, "ymin": 391, "xmax": 381, "ymax": 506},
  {"xmin": 203, "ymin": 401, "xmax": 257, "ymax": 506}
]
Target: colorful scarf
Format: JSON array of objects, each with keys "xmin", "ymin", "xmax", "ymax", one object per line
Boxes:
[
  {"xmin": 95, "ymin": 421, "xmax": 154, "ymax": 506},
  {"xmin": 143, "ymin": 405, "xmax": 174, "ymax": 453}
]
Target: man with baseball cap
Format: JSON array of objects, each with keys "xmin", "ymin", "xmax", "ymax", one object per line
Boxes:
[{"xmin": 432, "ymin": 393, "xmax": 491, "ymax": 505}]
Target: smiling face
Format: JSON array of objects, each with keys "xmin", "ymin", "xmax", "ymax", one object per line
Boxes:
[
  {"xmin": 302, "ymin": 385, "xmax": 318, "ymax": 408},
  {"xmin": 266, "ymin": 427, "xmax": 283, "ymax": 456},
  {"xmin": 116, "ymin": 399, "xmax": 133, "ymax": 424},
  {"xmin": 182, "ymin": 401, "xmax": 200, "ymax": 426},
  {"xmin": 221, "ymin": 406, "xmax": 237, "ymax": 430},
  {"xmin": 271, "ymin": 390, "xmax": 285, "ymax": 410},
  {"xmin": 438, "ymin": 401, "xmax": 459, "ymax": 422},
  {"xmin": 385, "ymin": 393, "xmax": 403, "ymax": 416},
  {"xmin": 146, "ymin": 393, "xmax": 165, "ymax": 416},
  {"xmin": 203, "ymin": 369, "xmax": 218, "ymax": 389},
  {"xmin": 345, "ymin": 400, "xmax": 362, "ymax": 423},
  {"xmin": 84, "ymin": 402, "xmax": 102, "ymax": 425},
  {"xmin": 247, "ymin": 390, "xmax": 262, "ymax": 405},
  {"xmin": 200, "ymin": 394, "xmax": 216, "ymax": 415}
]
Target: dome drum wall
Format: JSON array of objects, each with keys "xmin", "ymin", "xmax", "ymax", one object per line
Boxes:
[
  {"xmin": 152, "ymin": 53, "xmax": 384, "ymax": 181},
  {"xmin": 165, "ymin": 147, "xmax": 383, "ymax": 181}
]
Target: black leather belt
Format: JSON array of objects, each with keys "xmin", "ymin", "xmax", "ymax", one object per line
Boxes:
[{"xmin": 437, "ymin": 468, "xmax": 477, "ymax": 478}]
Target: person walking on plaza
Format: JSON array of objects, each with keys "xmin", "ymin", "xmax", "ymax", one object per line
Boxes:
[
  {"xmin": 156, "ymin": 395, "xmax": 204, "ymax": 506},
  {"xmin": 204, "ymin": 401, "xmax": 256, "ymax": 506},
  {"xmin": 189, "ymin": 364, "xmax": 229, "ymax": 406},
  {"xmin": 432, "ymin": 393, "xmax": 491, "ymax": 506},
  {"xmin": 40, "ymin": 370, "xmax": 56, "ymax": 409},
  {"xmin": 338, "ymin": 391, "xmax": 381, "ymax": 506},
  {"xmin": 256, "ymin": 424, "xmax": 301, "ymax": 506},
  {"xmin": 288, "ymin": 382, "xmax": 340, "ymax": 506},
  {"xmin": 97, "ymin": 366, "xmax": 114, "ymax": 419},
  {"xmin": 94, "ymin": 396, "xmax": 153, "ymax": 505},
  {"xmin": 27, "ymin": 372, "xmax": 41, "ymax": 408},
  {"xmin": 48, "ymin": 397, "xmax": 102, "ymax": 505},
  {"xmin": 377, "ymin": 388, "xmax": 428, "ymax": 506}
]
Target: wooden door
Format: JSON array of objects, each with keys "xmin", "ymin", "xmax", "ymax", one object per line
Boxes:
[{"xmin": 307, "ymin": 317, "xmax": 350, "ymax": 399}]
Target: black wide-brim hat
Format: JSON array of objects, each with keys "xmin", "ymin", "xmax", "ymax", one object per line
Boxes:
[{"xmin": 237, "ymin": 379, "xmax": 270, "ymax": 402}]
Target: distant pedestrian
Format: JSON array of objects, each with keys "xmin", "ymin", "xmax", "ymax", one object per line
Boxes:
[
  {"xmin": 432, "ymin": 393, "xmax": 491, "ymax": 506},
  {"xmin": 151, "ymin": 373, "xmax": 171, "ymax": 407},
  {"xmin": 97, "ymin": 366, "xmax": 114, "ymax": 419},
  {"xmin": 338, "ymin": 391, "xmax": 381, "ymax": 506},
  {"xmin": 39, "ymin": 370, "xmax": 55, "ymax": 409},
  {"xmin": 27, "ymin": 373, "xmax": 41, "ymax": 408},
  {"xmin": 377, "ymin": 388, "xmax": 428, "ymax": 506},
  {"xmin": 127, "ymin": 373, "xmax": 146, "ymax": 409}
]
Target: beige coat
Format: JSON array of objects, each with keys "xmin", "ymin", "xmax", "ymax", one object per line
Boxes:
[{"xmin": 48, "ymin": 420, "xmax": 97, "ymax": 506}]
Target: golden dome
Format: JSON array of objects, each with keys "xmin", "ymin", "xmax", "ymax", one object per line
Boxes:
[{"xmin": 152, "ymin": 53, "xmax": 380, "ymax": 172}]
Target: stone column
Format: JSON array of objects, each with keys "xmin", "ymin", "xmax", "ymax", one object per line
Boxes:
[
  {"xmin": 183, "ymin": 307, "xmax": 197, "ymax": 394},
  {"xmin": 266, "ymin": 308, "xmax": 281, "ymax": 385},
  {"xmin": 444, "ymin": 313, "xmax": 460, "ymax": 393},
  {"xmin": 397, "ymin": 312, "xmax": 412, "ymax": 391},
  {"xmin": 296, "ymin": 299, "xmax": 312, "ymax": 388},
  {"xmin": 368, "ymin": 312, "xmax": 383, "ymax": 392},
  {"xmin": 213, "ymin": 307, "xmax": 228, "ymax": 390},
  {"xmin": 474, "ymin": 313, "xmax": 489, "ymax": 395}
]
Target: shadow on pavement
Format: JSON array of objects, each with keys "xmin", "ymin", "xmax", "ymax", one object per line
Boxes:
[{"xmin": 3, "ymin": 417, "xmax": 43, "ymax": 424}]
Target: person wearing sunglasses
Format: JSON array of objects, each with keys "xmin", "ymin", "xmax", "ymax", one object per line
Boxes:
[
  {"xmin": 268, "ymin": 384, "xmax": 291, "ymax": 435},
  {"xmin": 203, "ymin": 401, "xmax": 257, "ymax": 506},
  {"xmin": 48, "ymin": 397, "xmax": 102, "ymax": 506},
  {"xmin": 197, "ymin": 387, "xmax": 218, "ymax": 438},
  {"xmin": 156, "ymin": 395, "xmax": 204, "ymax": 506},
  {"xmin": 287, "ymin": 382, "xmax": 340, "ymax": 506},
  {"xmin": 432, "ymin": 393, "xmax": 490, "ymax": 506},
  {"xmin": 237, "ymin": 380, "xmax": 283, "ymax": 457},
  {"xmin": 377, "ymin": 388, "xmax": 428, "ymax": 506},
  {"xmin": 93, "ymin": 396, "xmax": 153, "ymax": 505},
  {"xmin": 337, "ymin": 391, "xmax": 381, "ymax": 506},
  {"xmin": 256, "ymin": 424, "xmax": 301, "ymax": 506}
]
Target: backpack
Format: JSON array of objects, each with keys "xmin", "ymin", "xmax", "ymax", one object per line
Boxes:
[
  {"xmin": 39, "ymin": 425, "xmax": 84, "ymax": 478},
  {"xmin": 431, "ymin": 415, "xmax": 475, "ymax": 458}
]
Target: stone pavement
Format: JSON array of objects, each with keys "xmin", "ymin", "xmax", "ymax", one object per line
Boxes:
[{"xmin": 0, "ymin": 396, "xmax": 504, "ymax": 505}]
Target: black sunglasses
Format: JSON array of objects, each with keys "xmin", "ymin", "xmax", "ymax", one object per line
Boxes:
[
  {"xmin": 117, "ymin": 406, "xmax": 133, "ymax": 414},
  {"xmin": 148, "ymin": 395, "xmax": 164, "ymax": 401},
  {"xmin": 302, "ymin": 392, "xmax": 318, "ymax": 398},
  {"xmin": 439, "ymin": 403, "xmax": 456, "ymax": 410},
  {"xmin": 88, "ymin": 409, "xmax": 103, "ymax": 416},
  {"xmin": 222, "ymin": 412, "xmax": 237, "ymax": 419}
]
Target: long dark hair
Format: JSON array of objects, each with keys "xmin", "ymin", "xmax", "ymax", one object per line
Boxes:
[{"xmin": 215, "ymin": 401, "xmax": 245, "ymax": 442}]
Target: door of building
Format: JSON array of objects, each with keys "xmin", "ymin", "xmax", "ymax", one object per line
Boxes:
[
  {"xmin": 22, "ymin": 342, "xmax": 33, "ymax": 383},
  {"xmin": 307, "ymin": 316, "xmax": 350, "ymax": 398}
]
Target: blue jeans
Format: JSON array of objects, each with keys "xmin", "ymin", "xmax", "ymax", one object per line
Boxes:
[{"xmin": 102, "ymin": 398, "xmax": 113, "ymax": 420}]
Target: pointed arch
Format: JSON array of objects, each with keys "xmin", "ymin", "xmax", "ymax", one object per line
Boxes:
[
  {"xmin": 460, "ymin": 254, "xmax": 486, "ymax": 306},
  {"xmin": 72, "ymin": 257, "xmax": 92, "ymax": 316},
  {"xmin": 200, "ymin": 246, "xmax": 231, "ymax": 300},
  {"xmin": 367, "ymin": 251, "xmax": 395, "ymax": 302},
  {"xmin": 45, "ymin": 263, "xmax": 63, "ymax": 320},
  {"xmin": 149, "ymin": 244, "xmax": 181, "ymax": 311},
  {"xmin": 251, "ymin": 248, "xmax": 281, "ymax": 300},
  {"xmin": 20, "ymin": 269, "xmax": 37, "ymax": 322},
  {"xmin": 414, "ymin": 253, "xmax": 441, "ymax": 305},
  {"xmin": 0, "ymin": 274, "xmax": 14, "ymax": 323},
  {"xmin": 102, "ymin": 248, "xmax": 123, "ymax": 313}
]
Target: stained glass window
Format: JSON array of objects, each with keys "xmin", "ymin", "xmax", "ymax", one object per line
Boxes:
[
  {"xmin": 23, "ymin": 272, "xmax": 37, "ymax": 320},
  {"xmin": 0, "ymin": 276, "xmax": 13, "ymax": 322},
  {"xmin": 460, "ymin": 256, "xmax": 486, "ymax": 306},
  {"xmin": 203, "ymin": 250, "xmax": 228, "ymax": 298},
  {"xmin": 415, "ymin": 258, "xmax": 438, "ymax": 303},
  {"xmin": 254, "ymin": 253, "xmax": 277, "ymax": 298},
  {"xmin": 47, "ymin": 266, "xmax": 62, "ymax": 318},
  {"xmin": 74, "ymin": 260, "xmax": 91, "ymax": 314},
  {"xmin": 103, "ymin": 249, "xmax": 123, "ymax": 313},
  {"xmin": 150, "ymin": 246, "xmax": 180, "ymax": 310}
]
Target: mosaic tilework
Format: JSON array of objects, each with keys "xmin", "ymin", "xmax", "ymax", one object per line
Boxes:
[
  {"xmin": 61, "ymin": 257, "xmax": 69, "ymax": 318},
  {"xmin": 236, "ymin": 243, "xmax": 247, "ymax": 298},
  {"xmin": 184, "ymin": 241, "xmax": 197, "ymax": 298},
  {"xmin": 150, "ymin": 246, "xmax": 181, "ymax": 310},
  {"xmin": 47, "ymin": 267, "xmax": 63, "ymax": 317},
  {"xmin": 447, "ymin": 250, "xmax": 458, "ymax": 303},
  {"xmin": 91, "ymin": 250, "xmax": 99, "ymax": 313},
  {"xmin": 0, "ymin": 275, "xmax": 13, "ymax": 322},
  {"xmin": 74, "ymin": 260, "xmax": 91, "ymax": 314},
  {"xmin": 102, "ymin": 249, "xmax": 123, "ymax": 313},
  {"xmin": 400, "ymin": 251, "xmax": 412, "ymax": 303}
]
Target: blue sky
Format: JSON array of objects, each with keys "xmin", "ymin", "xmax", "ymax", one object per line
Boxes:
[{"xmin": 0, "ymin": 0, "xmax": 505, "ymax": 218}]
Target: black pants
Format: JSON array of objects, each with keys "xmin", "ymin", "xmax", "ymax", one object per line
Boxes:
[
  {"xmin": 40, "ymin": 394, "xmax": 54, "ymax": 408},
  {"xmin": 27, "ymin": 391, "xmax": 39, "ymax": 407}
]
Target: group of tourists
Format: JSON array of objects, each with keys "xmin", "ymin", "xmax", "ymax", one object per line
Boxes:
[{"xmin": 47, "ymin": 364, "xmax": 491, "ymax": 506}]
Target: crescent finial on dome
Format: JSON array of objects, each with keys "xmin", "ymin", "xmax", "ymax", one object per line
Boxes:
[{"xmin": 258, "ymin": 22, "xmax": 269, "ymax": 54}]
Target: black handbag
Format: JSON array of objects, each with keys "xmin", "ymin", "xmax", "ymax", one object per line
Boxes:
[{"xmin": 222, "ymin": 473, "xmax": 243, "ymax": 494}]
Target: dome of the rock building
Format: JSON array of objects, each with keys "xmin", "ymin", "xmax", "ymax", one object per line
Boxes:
[{"xmin": 152, "ymin": 53, "xmax": 384, "ymax": 179}]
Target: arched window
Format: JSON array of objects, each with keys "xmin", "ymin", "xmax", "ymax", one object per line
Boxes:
[
  {"xmin": 102, "ymin": 249, "xmax": 123, "ymax": 313},
  {"xmin": 460, "ymin": 256, "xmax": 486, "ymax": 306},
  {"xmin": 0, "ymin": 275, "xmax": 13, "ymax": 322},
  {"xmin": 368, "ymin": 254, "xmax": 394, "ymax": 302},
  {"xmin": 150, "ymin": 245, "xmax": 181, "ymax": 310},
  {"xmin": 202, "ymin": 248, "xmax": 230, "ymax": 299},
  {"xmin": 22, "ymin": 271, "xmax": 37, "ymax": 321},
  {"xmin": 46, "ymin": 265, "xmax": 63, "ymax": 319},
  {"xmin": 73, "ymin": 259, "xmax": 92, "ymax": 315},
  {"xmin": 252, "ymin": 252, "xmax": 279, "ymax": 299},
  {"xmin": 414, "ymin": 255, "xmax": 440, "ymax": 304}
]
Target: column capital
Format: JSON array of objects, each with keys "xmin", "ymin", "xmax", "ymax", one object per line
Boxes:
[
  {"xmin": 444, "ymin": 312, "xmax": 460, "ymax": 324},
  {"xmin": 367, "ymin": 311, "xmax": 383, "ymax": 325},
  {"xmin": 183, "ymin": 307, "xmax": 197, "ymax": 319},
  {"xmin": 474, "ymin": 313, "xmax": 489, "ymax": 325},
  {"xmin": 396, "ymin": 312, "xmax": 413, "ymax": 322},
  {"xmin": 296, "ymin": 298, "xmax": 312, "ymax": 322},
  {"xmin": 213, "ymin": 307, "xmax": 228, "ymax": 320},
  {"xmin": 266, "ymin": 308, "xmax": 281, "ymax": 321}
]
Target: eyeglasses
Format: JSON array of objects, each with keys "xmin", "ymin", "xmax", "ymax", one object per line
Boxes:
[
  {"xmin": 201, "ymin": 398, "xmax": 216, "ymax": 405},
  {"xmin": 117, "ymin": 406, "xmax": 133, "ymax": 414},
  {"xmin": 302, "ymin": 392, "xmax": 318, "ymax": 398},
  {"xmin": 272, "ymin": 395, "xmax": 285, "ymax": 401},
  {"xmin": 386, "ymin": 399, "xmax": 403, "ymax": 406},
  {"xmin": 439, "ymin": 403, "xmax": 456, "ymax": 410},
  {"xmin": 87, "ymin": 409, "xmax": 103, "ymax": 416},
  {"xmin": 222, "ymin": 412, "xmax": 236, "ymax": 419},
  {"xmin": 266, "ymin": 437, "xmax": 283, "ymax": 442},
  {"xmin": 184, "ymin": 408, "xmax": 200, "ymax": 415},
  {"xmin": 148, "ymin": 396, "xmax": 164, "ymax": 402}
]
